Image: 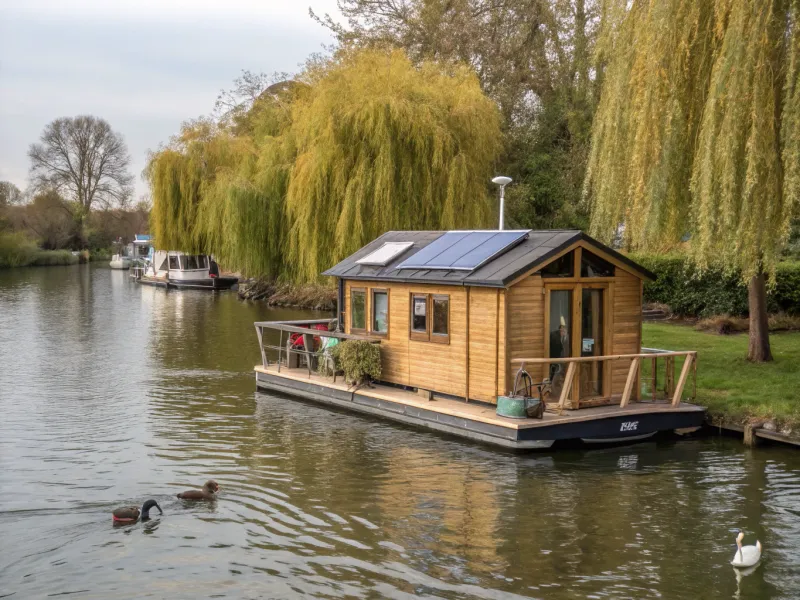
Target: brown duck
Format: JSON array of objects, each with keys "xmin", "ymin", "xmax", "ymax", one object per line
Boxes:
[
  {"xmin": 177, "ymin": 480, "xmax": 220, "ymax": 500},
  {"xmin": 112, "ymin": 499, "xmax": 162, "ymax": 524}
]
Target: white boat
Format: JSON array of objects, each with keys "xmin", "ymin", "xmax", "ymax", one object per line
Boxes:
[{"xmin": 131, "ymin": 250, "xmax": 238, "ymax": 290}]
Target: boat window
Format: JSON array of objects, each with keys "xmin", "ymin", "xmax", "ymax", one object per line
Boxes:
[
  {"xmin": 581, "ymin": 250, "xmax": 615, "ymax": 277},
  {"xmin": 158, "ymin": 257, "xmax": 168, "ymax": 271},
  {"xmin": 410, "ymin": 293, "xmax": 450, "ymax": 344},
  {"xmin": 198, "ymin": 256, "xmax": 208, "ymax": 269},
  {"xmin": 168, "ymin": 255, "xmax": 179, "ymax": 269},
  {"xmin": 371, "ymin": 289, "xmax": 389, "ymax": 335},
  {"xmin": 541, "ymin": 251, "xmax": 574, "ymax": 278},
  {"xmin": 411, "ymin": 294, "xmax": 428, "ymax": 339},
  {"xmin": 182, "ymin": 255, "xmax": 199, "ymax": 270},
  {"xmin": 350, "ymin": 288, "xmax": 366, "ymax": 332},
  {"xmin": 431, "ymin": 295, "xmax": 450, "ymax": 343}
]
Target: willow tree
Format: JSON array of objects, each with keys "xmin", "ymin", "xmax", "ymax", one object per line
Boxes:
[
  {"xmin": 586, "ymin": 0, "xmax": 800, "ymax": 361},
  {"xmin": 285, "ymin": 48, "xmax": 502, "ymax": 281},
  {"xmin": 148, "ymin": 48, "xmax": 501, "ymax": 282}
]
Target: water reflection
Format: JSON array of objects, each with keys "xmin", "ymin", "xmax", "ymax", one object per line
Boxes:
[{"xmin": 0, "ymin": 265, "xmax": 798, "ymax": 599}]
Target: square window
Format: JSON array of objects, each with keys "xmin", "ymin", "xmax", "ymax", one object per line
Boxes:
[{"xmin": 168, "ymin": 255, "xmax": 179, "ymax": 269}]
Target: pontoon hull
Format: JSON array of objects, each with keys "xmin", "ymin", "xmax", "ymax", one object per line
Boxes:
[{"xmin": 254, "ymin": 367, "xmax": 706, "ymax": 451}]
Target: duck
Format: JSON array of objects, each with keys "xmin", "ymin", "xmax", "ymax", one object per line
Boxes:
[
  {"xmin": 731, "ymin": 531, "xmax": 762, "ymax": 568},
  {"xmin": 112, "ymin": 499, "xmax": 162, "ymax": 524},
  {"xmin": 176, "ymin": 480, "xmax": 220, "ymax": 500}
]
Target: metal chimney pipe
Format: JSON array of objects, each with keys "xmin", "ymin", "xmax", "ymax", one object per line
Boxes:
[{"xmin": 491, "ymin": 176, "xmax": 512, "ymax": 230}]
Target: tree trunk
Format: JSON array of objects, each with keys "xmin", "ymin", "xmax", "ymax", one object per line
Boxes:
[{"xmin": 747, "ymin": 272, "xmax": 772, "ymax": 362}]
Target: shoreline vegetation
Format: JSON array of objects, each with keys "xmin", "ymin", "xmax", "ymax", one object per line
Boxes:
[
  {"xmin": 0, "ymin": 232, "xmax": 113, "ymax": 268},
  {"xmin": 237, "ymin": 279, "xmax": 336, "ymax": 311},
  {"xmin": 644, "ymin": 323, "xmax": 800, "ymax": 436}
]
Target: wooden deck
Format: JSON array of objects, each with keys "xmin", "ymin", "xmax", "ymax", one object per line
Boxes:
[{"xmin": 254, "ymin": 365, "xmax": 705, "ymax": 450}]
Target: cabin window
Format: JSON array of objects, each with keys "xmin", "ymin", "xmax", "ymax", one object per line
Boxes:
[
  {"xmin": 158, "ymin": 257, "xmax": 168, "ymax": 271},
  {"xmin": 182, "ymin": 255, "xmax": 200, "ymax": 270},
  {"xmin": 541, "ymin": 251, "xmax": 574, "ymax": 278},
  {"xmin": 168, "ymin": 255, "xmax": 179, "ymax": 269},
  {"xmin": 410, "ymin": 293, "xmax": 450, "ymax": 343},
  {"xmin": 431, "ymin": 295, "xmax": 450, "ymax": 343},
  {"xmin": 410, "ymin": 294, "xmax": 428, "ymax": 340},
  {"xmin": 371, "ymin": 289, "xmax": 389, "ymax": 335},
  {"xmin": 197, "ymin": 255, "xmax": 208, "ymax": 269},
  {"xmin": 350, "ymin": 288, "xmax": 366, "ymax": 332},
  {"xmin": 581, "ymin": 250, "xmax": 615, "ymax": 277}
]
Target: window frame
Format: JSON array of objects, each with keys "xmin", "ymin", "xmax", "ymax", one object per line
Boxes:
[
  {"xmin": 350, "ymin": 287, "xmax": 367, "ymax": 334},
  {"xmin": 370, "ymin": 288, "xmax": 390, "ymax": 338},
  {"xmin": 430, "ymin": 294, "xmax": 450, "ymax": 344},
  {"xmin": 409, "ymin": 293, "xmax": 429, "ymax": 341},
  {"xmin": 409, "ymin": 292, "xmax": 450, "ymax": 344},
  {"xmin": 168, "ymin": 255, "xmax": 179, "ymax": 270}
]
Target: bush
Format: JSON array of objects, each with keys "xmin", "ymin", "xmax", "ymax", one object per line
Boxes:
[
  {"xmin": 336, "ymin": 340, "xmax": 381, "ymax": 386},
  {"xmin": 29, "ymin": 250, "xmax": 79, "ymax": 266},
  {"xmin": 0, "ymin": 231, "xmax": 37, "ymax": 267},
  {"xmin": 317, "ymin": 341, "xmax": 343, "ymax": 377},
  {"xmin": 631, "ymin": 254, "xmax": 800, "ymax": 317}
]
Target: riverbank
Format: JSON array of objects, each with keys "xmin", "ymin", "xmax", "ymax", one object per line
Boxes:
[
  {"xmin": 238, "ymin": 278, "xmax": 337, "ymax": 311},
  {"xmin": 643, "ymin": 322, "xmax": 800, "ymax": 436}
]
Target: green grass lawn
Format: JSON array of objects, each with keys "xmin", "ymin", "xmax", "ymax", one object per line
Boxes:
[{"xmin": 643, "ymin": 323, "xmax": 800, "ymax": 429}]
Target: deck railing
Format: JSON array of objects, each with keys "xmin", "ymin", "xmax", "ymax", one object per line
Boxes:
[
  {"xmin": 254, "ymin": 319, "xmax": 381, "ymax": 377},
  {"xmin": 511, "ymin": 350, "xmax": 696, "ymax": 414}
]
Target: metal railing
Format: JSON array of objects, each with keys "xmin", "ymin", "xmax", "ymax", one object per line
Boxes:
[
  {"xmin": 511, "ymin": 350, "xmax": 697, "ymax": 414},
  {"xmin": 254, "ymin": 319, "xmax": 381, "ymax": 377}
]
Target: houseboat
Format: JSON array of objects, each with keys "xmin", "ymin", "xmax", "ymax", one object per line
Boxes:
[
  {"xmin": 253, "ymin": 229, "xmax": 704, "ymax": 450},
  {"xmin": 132, "ymin": 250, "xmax": 238, "ymax": 290}
]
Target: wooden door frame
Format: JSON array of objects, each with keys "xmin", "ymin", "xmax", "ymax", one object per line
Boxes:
[{"xmin": 543, "ymin": 281, "xmax": 612, "ymax": 407}]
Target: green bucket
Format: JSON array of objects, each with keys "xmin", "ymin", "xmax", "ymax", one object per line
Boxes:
[{"xmin": 496, "ymin": 395, "xmax": 542, "ymax": 419}]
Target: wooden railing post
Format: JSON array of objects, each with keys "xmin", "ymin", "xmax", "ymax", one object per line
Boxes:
[
  {"xmin": 255, "ymin": 324, "xmax": 267, "ymax": 367},
  {"xmin": 557, "ymin": 362, "xmax": 576, "ymax": 415},
  {"xmin": 672, "ymin": 353, "xmax": 694, "ymax": 407},
  {"xmin": 665, "ymin": 357, "xmax": 674, "ymax": 396},
  {"xmin": 651, "ymin": 357, "xmax": 657, "ymax": 401},
  {"xmin": 620, "ymin": 357, "xmax": 640, "ymax": 408}
]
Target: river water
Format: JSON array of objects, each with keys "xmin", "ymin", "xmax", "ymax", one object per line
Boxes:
[{"xmin": 1, "ymin": 265, "xmax": 799, "ymax": 599}]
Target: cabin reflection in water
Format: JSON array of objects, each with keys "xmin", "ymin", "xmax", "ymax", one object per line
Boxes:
[{"xmin": 255, "ymin": 230, "xmax": 704, "ymax": 449}]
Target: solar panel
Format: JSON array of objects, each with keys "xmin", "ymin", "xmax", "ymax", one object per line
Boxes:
[
  {"xmin": 356, "ymin": 241, "xmax": 414, "ymax": 266},
  {"xmin": 396, "ymin": 230, "xmax": 529, "ymax": 271}
]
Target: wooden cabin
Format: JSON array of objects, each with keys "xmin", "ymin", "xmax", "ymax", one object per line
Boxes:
[{"xmin": 323, "ymin": 229, "xmax": 655, "ymax": 409}]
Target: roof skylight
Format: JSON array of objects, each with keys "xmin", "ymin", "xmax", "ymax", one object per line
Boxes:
[{"xmin": 356, "ymin": 241, "xmax": 414, "ymax": 266}]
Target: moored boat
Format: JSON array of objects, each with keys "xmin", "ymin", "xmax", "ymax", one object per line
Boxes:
[
  {"xmin": 132, "ymin": 250, "xmax": 238, "ymax": 290},
  {"xmin": 253, "ymin": 229, "xmax": 705, "ymax": 450}
]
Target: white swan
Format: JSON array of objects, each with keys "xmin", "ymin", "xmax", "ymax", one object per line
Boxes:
[{"xmin": 731, "ymin": 531, "xmax": 762, "ymax": 568}]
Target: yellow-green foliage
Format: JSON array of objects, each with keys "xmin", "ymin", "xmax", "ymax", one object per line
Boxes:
[
  {"xmin": 285, "ymin": 49, "xmax": 501, "ymax": 281},
  {"xmin": 586, "ymin": 0, "xmax": 800, "ymax": 280},
  {"xmin": 147, "ymin": 48, "xmax": 501, "ymax": 282}
]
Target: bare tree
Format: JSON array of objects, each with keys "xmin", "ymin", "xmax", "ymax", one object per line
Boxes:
[
  {"xmin": 0, "ymin": 181, "xmax": 23, "ymax": 206},
  {"xmin": 28, "ymin": 116, "xmax": 133, "ymax": 243}
]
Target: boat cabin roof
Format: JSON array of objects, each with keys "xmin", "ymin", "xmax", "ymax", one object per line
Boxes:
[{"xmin": 323, "ymin": 230, "xmax": 655, "ymax": 287}]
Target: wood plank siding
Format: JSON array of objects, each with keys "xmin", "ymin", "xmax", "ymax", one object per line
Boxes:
[{"xmin": 341, "ymin": 242, "xmax": 644, "ymax": 406}]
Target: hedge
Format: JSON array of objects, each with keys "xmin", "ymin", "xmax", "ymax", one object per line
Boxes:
[{"xmin": 629, "ymin": 253, "xmax": 800, "ymax": 318}]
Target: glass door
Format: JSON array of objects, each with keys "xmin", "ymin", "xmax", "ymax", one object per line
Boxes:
[
  {"xmin": 580, "ymin": 288, "xmax": 604, "ymax": 398},
  {"xmin": 547, "ymin": 289, "xmax": 573, "ymax": 400}
]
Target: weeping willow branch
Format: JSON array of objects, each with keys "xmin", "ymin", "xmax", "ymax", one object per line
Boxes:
[
  {"xmin": 147, "ymin": 48, "xmax": 501, "ymax": 282},
  {"xmin": 586, "ymin": 0, "xmax": 800, "ymax": 281}
]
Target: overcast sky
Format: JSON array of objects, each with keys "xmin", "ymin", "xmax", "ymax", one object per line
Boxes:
[{"xmin": 0, "ymin": 0, "xmax": 341, "ymax": 200}]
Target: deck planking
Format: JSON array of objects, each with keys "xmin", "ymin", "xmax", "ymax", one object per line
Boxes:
[{"xmin": 253, "ymin": 364, "xmax": 703, "ymax": 431}]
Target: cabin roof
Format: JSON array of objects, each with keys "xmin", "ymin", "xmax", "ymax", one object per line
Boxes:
[{"xmin": 322, "ymin": 230, "xmax": 655, "ymax": 287}]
